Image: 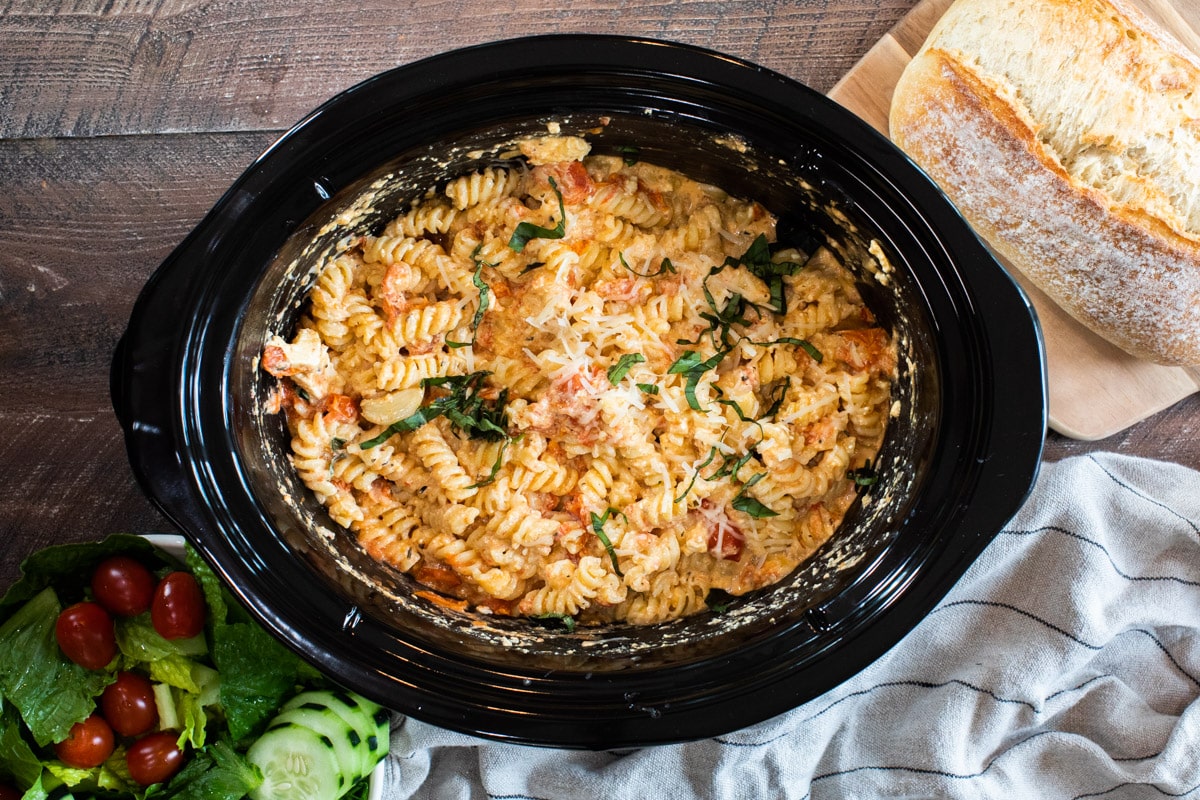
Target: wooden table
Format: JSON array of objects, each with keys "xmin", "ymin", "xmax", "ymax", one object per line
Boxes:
[{"xmin": 2, "ymin": 1, "xmax": 1198, "ymax": 589}]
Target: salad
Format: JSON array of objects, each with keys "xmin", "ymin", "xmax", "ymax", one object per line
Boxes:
[{"xmin": 0, "ymin": 534, "xmax": 388, "ymax": 800}]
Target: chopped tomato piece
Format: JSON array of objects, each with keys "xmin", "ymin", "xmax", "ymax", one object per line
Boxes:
[
  {"xmin": 414, "ymin": 562, "xmax": 462, "ymax": 593},
  {"xmin": 261, "ymin": 345, "xmax": 293, "ymax": 377},
  {"xmin": 707, "ymin": 520, "xmax": 745, "ymax": 561},
  {"xmin": 379, "ymin": 264, "xmax": 410, "ymax": 317},
  {"xmin": 414, "ymin": 590, "xmax": 469, "ymax": 612},
  {"xmin": 322, "ymin": 394, "xmax": 359, "ymax": 422},
  {"xmin": 476, "ymin": 597, "xmax": 517, "ymax": 616},
  {"xmin": 534, "ymin": 160, "xmax": 594, "ymax": 203},
  {"xmin": 834, "ymin": 328, "xmax": 895, "ymax": 373}
]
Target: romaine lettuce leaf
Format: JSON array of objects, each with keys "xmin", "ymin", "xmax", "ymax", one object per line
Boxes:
[
  {"xmin": 0, "ymin": 588, "xmax": 114, "ymax": 747},
  {"xmin": 188, "ymin": 546, "xmax": 329, "ymax": 743},
  {"xmin": 0, "ymin": 704, "xmax": 45, "ymax": 790},
  {"xmin": 161, "ymin": 739, "xmax": 261, "ymax": 800},
  {"xmin": 212, "ymin": 622, "xmax": 302, "ymax": 743},
  {"xmin": 184, "ymin": 549, "xmax": 228, "ymax": 628},
  {"xmin": 147, "ymin": 656, "xmax": 205, "ymax": 695},
  {"xmin": 116, "ymin": 615, "xmax": 206, "ymax": 664}
]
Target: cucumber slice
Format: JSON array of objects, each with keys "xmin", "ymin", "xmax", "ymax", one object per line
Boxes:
[
  {"xmin": 366, "ymin": 703, "xmax": 390, "ymax": 774},
  {"xmin": 282, "ymin": 690, "xmax": 375, "ymax": 726},
  {"xmin": 270, "ymin": 706, "xmax": 366, "ymax": 782},
  {"xmin": 280, "ymin": 689, "xmax": 391, "ymax": 777},
  {"xmin": 283, "ymin": 691, "xmax": 375, "ymax": 743},
  {"xmin": 247, "ymin": 722, "xmax": 345, "ymax": 800}
]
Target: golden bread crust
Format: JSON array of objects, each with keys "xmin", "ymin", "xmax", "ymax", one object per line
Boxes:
[{"xmin": 889, "ymin": 0, "xmax": 1200, "ymax": 365}]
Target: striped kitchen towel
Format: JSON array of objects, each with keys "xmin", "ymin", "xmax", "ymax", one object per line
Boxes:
[{"xmin": 379, "ymin": 453, "xmax": 1200, "ymax": 799}]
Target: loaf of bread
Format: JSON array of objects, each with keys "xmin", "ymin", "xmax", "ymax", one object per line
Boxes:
[{"xmin": 889, "ymin": 0, "xmax": 1200, "ymax": 366}]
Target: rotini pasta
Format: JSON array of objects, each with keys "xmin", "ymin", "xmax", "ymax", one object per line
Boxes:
[{"xmin": 263, "ymin": 135, "xmax": 896, "ymax": 626}]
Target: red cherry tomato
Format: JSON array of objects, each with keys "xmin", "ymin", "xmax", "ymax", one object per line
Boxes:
[
  {"xmin": 100, "ymin": 670, "xmax": 159, "ymax": 737},
  {"xmin": 150, "ymin": 571, "xmax": 205, "ymax": 640},
  {"xmin": 54, "ymin": 713, "xmax": 115, "ymax": 769},
  {"xmin": 91, "ymin": 556, "xmax": 156, "ymax": 617},
  {"xmin": 55, "ymin": 601, "xmax": 117, "ymax": 670},
  {"xmin": 0, "ymin": 785, "xmax": 22, "ymax": 800},
  {"xmin": 126, "ymin": 731, "xmax": 186, "ymax": 787}
]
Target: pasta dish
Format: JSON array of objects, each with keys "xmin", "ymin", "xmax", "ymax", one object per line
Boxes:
[{"xmin": 261, "ymin": 135, "xmax": 896, "ymax": 626}]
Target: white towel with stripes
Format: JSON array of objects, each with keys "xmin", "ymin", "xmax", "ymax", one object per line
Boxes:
[{"xmin": 378, "ymin": 453, "xmax": 1200, "ymax": 799}]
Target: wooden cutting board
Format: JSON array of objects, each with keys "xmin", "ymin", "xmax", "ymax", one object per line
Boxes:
[{"xmin": 829, "ymin": 0, "xmax": 1200, "ymax": 441}]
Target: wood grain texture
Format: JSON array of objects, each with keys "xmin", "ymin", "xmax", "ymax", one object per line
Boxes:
[
  {"xmin": 1, "ymin": 0, "xmax": 1197, "ymax": 595},
  {"xmin": 0, "ymin": 0, "xmax": 913, "ymax": 139},
  {"xmin": 0, "ymin": 132, "xmax": 275, "ymax": 584},
  {"xmin": 1045, "ymin": 392, "xmax": 1200, "ymax": 466}
]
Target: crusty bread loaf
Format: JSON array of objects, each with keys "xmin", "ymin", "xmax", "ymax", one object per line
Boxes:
[{"xmin": 889, "ymin": 0, "xmax": 1200, "ymax": 366}]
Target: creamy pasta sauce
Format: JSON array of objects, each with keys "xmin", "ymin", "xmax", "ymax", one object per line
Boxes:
[{"xmin": 262, "ymin": 135, "xmax": 896, "ymax": 626}]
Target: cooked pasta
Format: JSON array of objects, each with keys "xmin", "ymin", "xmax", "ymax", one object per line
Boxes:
[{"xmin": 263, "ymin": 135, "xmax": 897, "ymax": 626}]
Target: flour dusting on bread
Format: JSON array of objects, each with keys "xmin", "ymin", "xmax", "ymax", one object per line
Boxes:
[{"xmin": 890, "ymin": 0, "xmax": 1200, "ymax": 366}]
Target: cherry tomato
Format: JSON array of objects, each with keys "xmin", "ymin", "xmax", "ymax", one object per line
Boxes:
[
  {"xmin": 150, "ymin": 571, "xmax": 205, "ymax": 640},
  {"xmin": 55, "ymin": 601, "xmax": 117, "ymax": 670},
  {"xmin": 126, "ymin": 731, "xmax": 186, "ymax": 787},
  {"xmin": 54, "ymin": 713, "xmax": 115, "ymax": 769},
  {"xmin": 91, "ymin": 555, "xmax": 156, "ymax": 617},
  {"xmin": 0, "ymin": 785, "xmax": 21, "ymax": 800},
  {"xmin": 99, "ymin": 670, "xmax": 159, "ymax": 737}
]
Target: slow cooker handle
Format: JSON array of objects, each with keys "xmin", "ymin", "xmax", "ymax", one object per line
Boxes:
[
  {"xmin": 110, "ymin": 331, "xmax": 134, "ymax": 432},
  {"xmin": 110, "ymin": 246, "xmax": 209, "ymax": 534}
]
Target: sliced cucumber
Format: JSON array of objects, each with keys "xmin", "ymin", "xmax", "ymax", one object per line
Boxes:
[
  {"xmin": 282, "ymin": 689, "xmax": 389, "ymax": 772},
  {"xmin": 282, "ymin": 690, "xmax": 375, "ymax": 735},
  {"xmin": 366, "ymin": 704, "xmax": 390, "ymax": 773},
  {"xmin": 365, "ymin": 705, "xmax": 389, "ymax": 774},
  {"xmin": 270, "ymin": 706, "xmax": 366, "ymax": 782},
  {"xmin": 247, "ymin": 722, "xmax": 345, "ymax": 800},
  {"xmin": 255, "ymin": 690, "xmax": 391, "ymax": 796}
]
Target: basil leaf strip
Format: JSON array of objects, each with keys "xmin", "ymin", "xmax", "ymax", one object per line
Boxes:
[
  {"xmin": 668, "ymin": 350, "xmax": 704, "ymax": 374},
  {"xmin": 606, "ymin": 353, "xmax": 646, "ymax": 385},
  {"xmin": 361, "ymin": 372, "xmax": 508, "ymax": 448},
  {"xmin": 466, "ymin": 438, "xmax": 511, "ymax": 490},
  {"xmin": 674, "ymin": 446, "xmax": 719, "ymax": 503},
  {"xmin": 732, "ymin": 495, "xmax": 778, "ymax": 518},
  {"xmin": 847, "ymin": 459, "xmax": 880, "ymax": 487},
  {"xmin": 731, "ymin": 473, "xmax": 778, "ymax": 518},
  {"xmin": 699, "ymin": 272, "xmax": 767, "ymax": 350},
  {"xmin": 709, "ymin": 448, "xmax": 758, "ymax": 482},
  {"xmin": 359, "ymin": 397, "xmax": 451, "ymax": 448},
  {"xmin": 763, "ymin": 378, "xmax": 791, "ymax": 419},
  {"xmin": 795, "ymin": 339, "xmax": 824, "ymax": 363},
  {"xmin": 715, "ymin": 396, "xmax": 753, "ymax": 423},
  {"xmin": 589, "ymin": 508, "xmax": 625, "ymax": 576},
  {"xmin": 636, "ymin": 382, "xmax": 659, "ymax": 395},
  {"xmin": 668, "ymin": 349, "xmax": 728, "ymax": 410},
  {"xmin": 534, "ymin": 612, "xmax": 576, "ymax": 633},
  {"xmin": 746, "ymin": 335, "xmax": 823, "ymax": 364},
  {"xmin": 619, "ymin": 252, "xmax": 676, "ymax": 278},
  {"xmin": 508, "ymin": 175, "xmax": 566, "ymax": 252},
  {"xmin": 722, "ymin": 233, "xmax": 804, "ymax": 314},
  {"xmin": 446, "ymin": 245, "xmax": 495, "ymax": 348}
]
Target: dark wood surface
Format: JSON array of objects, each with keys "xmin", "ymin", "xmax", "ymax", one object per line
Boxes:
[{"xmin": 2, "ymin": 0, "xmax": 1197, "ymax": 590}]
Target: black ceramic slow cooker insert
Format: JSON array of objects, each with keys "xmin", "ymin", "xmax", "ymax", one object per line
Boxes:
[{"xmin": 112, "ymin": 35, "xmax": 1046, "ymax": 748}]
